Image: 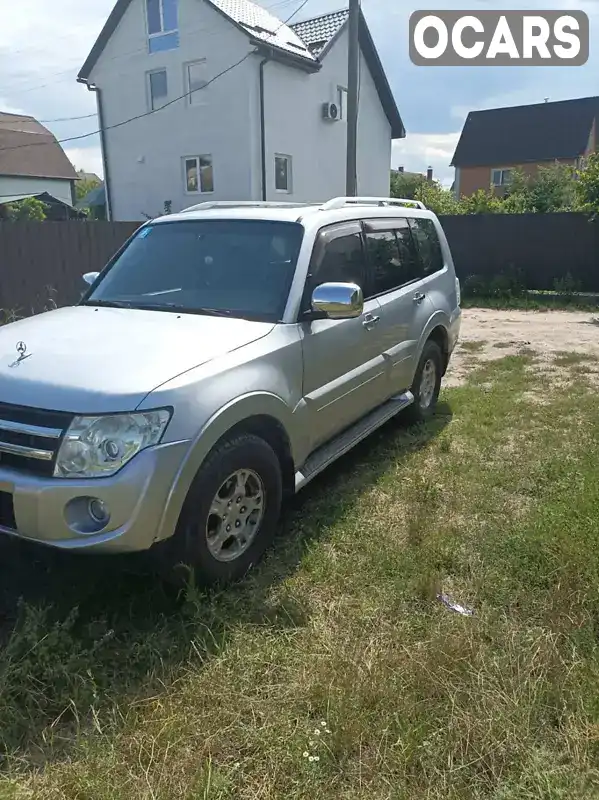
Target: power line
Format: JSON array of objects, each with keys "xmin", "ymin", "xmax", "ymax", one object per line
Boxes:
[
  {"xmin": 39, "ymin": 113, "xmax": 97, "ymax": 124},
  {"xmin": 1, "ymin": 0, "xmax": 300, "ymax": 96},
  {"xmin": 0, "ymin": 0, "xmax": 312, "ymax": 154}
]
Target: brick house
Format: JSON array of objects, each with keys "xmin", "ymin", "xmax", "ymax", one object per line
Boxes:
[{"xmin": 451, "ymin": 96, "xmax": 599, "ymax": 198}]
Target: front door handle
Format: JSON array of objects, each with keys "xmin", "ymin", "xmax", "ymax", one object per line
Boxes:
[
  {"xmin": 362, "ymin": 312, "xmax": 380, "ymax": 331},
  {"xmin": 413, "ymin": 291, "xmax": 426, "ymax": 304}
]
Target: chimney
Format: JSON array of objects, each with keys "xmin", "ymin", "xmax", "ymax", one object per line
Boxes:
[
  {"xmin": 426, "ymin": 166, "xmax": 433, "ymax": 182},
  {"xmin": 398, "ymin": 166, "xmax": 404, "ymax": 172}
]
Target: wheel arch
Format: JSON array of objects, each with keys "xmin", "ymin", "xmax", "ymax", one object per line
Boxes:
[
  {"xmin": 427, "ymin": 325, "xmax": 450, "ymax": 375},
  {"xmin": 156, "ymin": 393, "xmax": 297, "ymax": 544}
]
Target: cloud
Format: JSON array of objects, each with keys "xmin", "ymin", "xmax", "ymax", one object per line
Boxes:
[
  {"xmin": 392, "ymin": 132, "xmax": 460, "ymax": 185},
  {"xmin": 0, "ymin": 0, "xmax": 596, "ymax": 192},
  {"xmin": 64, "ymin": 146, "xmax": 104, "ymax": 179}
]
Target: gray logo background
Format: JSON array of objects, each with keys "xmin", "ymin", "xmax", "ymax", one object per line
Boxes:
[{"xmin": 409, "ymin": 10, "xmax": 589, "ymax": 66}]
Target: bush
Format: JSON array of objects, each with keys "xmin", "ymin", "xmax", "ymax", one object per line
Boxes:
[{"xmin": 462, "ymin": 268, "xmax": 526, "ymax": 299}]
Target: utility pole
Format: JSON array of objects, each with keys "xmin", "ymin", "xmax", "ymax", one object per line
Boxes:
[{"xmin": 346, "ymin": 0, "xmax": 360, "ymax": 196}]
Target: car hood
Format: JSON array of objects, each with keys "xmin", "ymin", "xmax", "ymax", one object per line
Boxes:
[{"xmin": 0, "ymin": 306, "xmax": 274, "ymax": 413}]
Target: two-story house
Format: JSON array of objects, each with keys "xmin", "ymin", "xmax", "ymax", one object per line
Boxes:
[
  {"xmin": 77, "ymin": 0, "xmax": 405, "ymax": 221},
  {"xmin": 451, "ymin": 96, "xmax": 599, "ymax": 198}
]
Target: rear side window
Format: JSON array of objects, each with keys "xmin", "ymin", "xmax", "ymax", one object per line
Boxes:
[
  {"xmin": 309, "ymin": 231, "xmax": 366, "ymax": 291},
  {"xmin": 365, "ymin": 219, "xmax": 421, "ymax": 295},
  {"xmin": 409, "ymin": 218, "xmax": 444, "ymax": 276}
]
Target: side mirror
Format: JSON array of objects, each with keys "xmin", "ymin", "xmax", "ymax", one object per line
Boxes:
[
  {"xmin": 83, "ymin": 271, "xmax": 100, "ymax": 286},
  {"xmin": 311, "ymin": 282, "xmax": 364, "ymax": 320}
]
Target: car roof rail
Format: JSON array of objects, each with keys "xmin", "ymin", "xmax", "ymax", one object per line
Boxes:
[
  {"xmin": 180, "ymin": 201, "xmax": 313, "ymax": 212},
  {"xmin": 319, "ymin": 196, "xmax": 427, "ymax": 211}
]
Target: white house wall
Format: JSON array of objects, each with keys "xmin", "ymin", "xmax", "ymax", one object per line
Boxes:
[
  {"xmin": 259, "ymin": 28, "xmax": 392, "ymax": 202},
  {"xmin": 0, "ymin": 176, "xmax": 73, "ymax": 206},
  {"xmin": 89, "ymin": 0, "xmax": 256, "ymax": 220}
]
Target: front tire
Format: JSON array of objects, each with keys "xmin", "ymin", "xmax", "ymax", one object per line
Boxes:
[
  {"xmin": 405, "ymin": 340, "xmax": 443, "ymax": 424},
  {"xmin": 169, "ymin": 433, "xmax": 283, "ymax": 587}
]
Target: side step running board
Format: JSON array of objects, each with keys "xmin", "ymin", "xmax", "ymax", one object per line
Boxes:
[{"xmin": 294, "ymin": 391, "xmax": 414, "ymax": 492}]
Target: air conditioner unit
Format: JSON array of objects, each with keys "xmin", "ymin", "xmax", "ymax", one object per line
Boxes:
[{"xmin": 322, "ymin": 101, "xmax": 339, "ymax": 121}]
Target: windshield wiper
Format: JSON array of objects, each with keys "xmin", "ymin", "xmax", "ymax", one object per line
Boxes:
[{"xmin": 83, "ymin": 299, "xmax": 136, "ymax": 309}]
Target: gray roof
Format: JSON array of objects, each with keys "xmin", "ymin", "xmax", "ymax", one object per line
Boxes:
[
  {"xmin": 79, "ymin": 1, "xmax": 404, "ymax": 138},
  {"xmin": 291, "ymin": 9, "xmax": 348, "ymax": 56},
  {"xmin": 208, "ymin": 0, "xmax": 315, "ymax": 61},
  {"xmin": 77, "ymin": 183, "xmax": 106, "ymax": 209},
  {"xmin": 0, "ymin": 113, "xmax": 78, "ymax": 181},
  {"xmin": 451, "ymin": 96, "xmax": 599, "ymax": 167},
  {"xmin": 79, "ymin": 0, "xmax": 319, "ymax": 80}
]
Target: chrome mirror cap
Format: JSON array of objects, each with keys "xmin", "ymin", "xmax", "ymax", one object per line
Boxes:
[{"xmin": 311, "ymin": 282, "xmax": 364, "ymax": 320}]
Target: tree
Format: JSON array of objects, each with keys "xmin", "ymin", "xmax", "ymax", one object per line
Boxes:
[
  {"xmin": 459, "ymin": 188, "xmax": 504, "ymax": 214},
  {"xmin": 575, "ymin": 153, "xmax": 599, "ymax": 216},
  {"xmin": 390, "ymin": 170, "xmax": 427, "ymax": 200},
  {"xmin": 3, "ymin": 197, "xmax": 48, "ymax": 221},
  {"xmin": 414, "ymin": 180, "xmax": 461, "ymax": 215},
  {"xmin": 75, "ymin": 169, "xmax": 102, "ymax": 202},
  {"xmin": 502, "ymin": 163, "xmax": 577, "ymax": 213}
]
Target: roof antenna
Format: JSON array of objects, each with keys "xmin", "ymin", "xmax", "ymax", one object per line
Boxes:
[{"xmin": 544, "ymin": 97, "xmax": 549, "ymax": 103}]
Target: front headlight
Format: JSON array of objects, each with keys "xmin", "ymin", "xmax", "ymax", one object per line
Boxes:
[{"xmin": 54, "ymin": 409, "xmax": 171, "ymax": 478}]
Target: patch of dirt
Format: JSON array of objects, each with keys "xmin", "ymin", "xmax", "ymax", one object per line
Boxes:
[{"xmin": 446, "ymin": 309, "xmax": 599, "ymax": 387}]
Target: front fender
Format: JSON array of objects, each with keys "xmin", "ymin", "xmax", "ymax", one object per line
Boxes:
[{"xmin": 155, "ymin": 391, "xmax": 297, "ymax": 543}]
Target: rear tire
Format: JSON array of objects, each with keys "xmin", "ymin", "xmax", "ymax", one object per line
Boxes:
[
  {"xmin": 167, "ymin": 433, "xmax": 283, "ymax": 587},
  {"xmin": 404, "ymin": 340, "xmax": 443, "ymax": 424}
]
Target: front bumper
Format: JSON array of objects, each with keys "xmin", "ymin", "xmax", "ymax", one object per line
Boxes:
[{"xmin": 0, "ymin": 439, "xmax": 191, "ymax": 553}]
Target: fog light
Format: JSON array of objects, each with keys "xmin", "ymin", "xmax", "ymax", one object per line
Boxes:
[{"xmin": 88, "ymin": 498, "xmax": 110, "ymax": 525}]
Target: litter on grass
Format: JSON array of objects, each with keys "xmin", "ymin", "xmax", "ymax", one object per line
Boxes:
[{"xmin": 437, "ymin": 593, "xmax": 474, "ymax": 616}]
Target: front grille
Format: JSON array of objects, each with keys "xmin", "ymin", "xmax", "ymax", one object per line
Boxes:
[
  {"xmin": 0, "ymin": 491, "xmax": 16, "ymax": 530},
  {"xmin": 0, "ymin": 403, "xmax": 73, "ymax": 477}
]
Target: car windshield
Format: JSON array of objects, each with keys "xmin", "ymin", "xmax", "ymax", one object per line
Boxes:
[{"xmin": 84, "ymin": 219, "xmax": 304, "ymax": 322}]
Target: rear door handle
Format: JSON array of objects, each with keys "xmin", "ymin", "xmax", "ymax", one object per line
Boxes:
[
  {"xmin": 362, "ymin": 312, "xmax": 380, "ymax": 331},
  {"xmin": 413, "ymin": 292, "xmax": 426, "ymax": 304}
]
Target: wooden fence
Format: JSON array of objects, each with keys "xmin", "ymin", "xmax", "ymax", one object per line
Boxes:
[
  {"xmin": 2, "ymin": 213, "xmax": 599, "ymax": 315},
  {"xmin": 0, "ymin": 221, "xmax": 139, "ymax": 315},
  {"xmin": 440, "ymin": 212, "xmax": 599, "ymax": 293}
]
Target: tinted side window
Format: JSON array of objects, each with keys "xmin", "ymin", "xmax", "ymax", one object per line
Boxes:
[
  {"xmin": 409, "ymin": 218, "xmax": 444, "ymax": 276},
  {"xmin": 310, "ymin": 232, "xmax": 366, "ymax": 290},
  {"xmin": 366, "ymin": 219, "xmax": 421, "ymax": 295}
]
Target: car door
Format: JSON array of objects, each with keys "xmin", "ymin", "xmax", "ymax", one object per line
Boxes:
[
  {"xmin": 300, "ymin": 222, "xmax": 387, "ymax": 451},
  {"xmin": 363, "ymin": 217, "xmax": 435, "ymax": 395}
]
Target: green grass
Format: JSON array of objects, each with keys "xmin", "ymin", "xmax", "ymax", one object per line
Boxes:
[
  {"xmin": 461, "ymin": 295, "xmax": 599, "ymax": 312},
  {"xmin": 459, "ymin": 340, "xmax": 486, "ymax": 353},
  {"xmin": 2, "ymin": 354, "xmax": 599, "ymax": 798}
]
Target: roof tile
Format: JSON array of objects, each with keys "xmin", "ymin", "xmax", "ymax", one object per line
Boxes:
[
  {"xmin": 451, "ymin": 96, "xmax": 599, "ymax": 167},
  {"xmin": 0, "ymin": 113, "xmax": 78, "ymax": 181}
]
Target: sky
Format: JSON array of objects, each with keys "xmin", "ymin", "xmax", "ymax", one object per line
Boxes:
[{"xmin": 1, "ymin": 0, "xmax": 598, "ymax": 186}]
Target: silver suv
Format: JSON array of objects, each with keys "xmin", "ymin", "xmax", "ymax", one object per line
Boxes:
[{"xmin": 0, "ymin": 197, "xmax": 461, "ymax": 584}]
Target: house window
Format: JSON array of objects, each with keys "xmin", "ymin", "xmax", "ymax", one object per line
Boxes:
[
  {"xmin": 147, "ymin": 0, "xmax": 179, "ymax": 53},
  {"xmin": 186, "ymin": 60, "xmax": 208, "ymax": 105},
  {"xmin": 148, "ymin": 69, "xmax": 168, "ymax": 110},
  {"xmin": 337, "ymin": 86, "xmax": 348, "ymax": 119},
  {"xmin": 275, "ymin": 154, "xmax": 292, "ymax": 192},
  {"xmin": 184, "ymin": 155, "xmax": 214, "ymax": 193},
  {"xmin": 491, "ymin": 168, "xmax": 512, "ymax": 186}
]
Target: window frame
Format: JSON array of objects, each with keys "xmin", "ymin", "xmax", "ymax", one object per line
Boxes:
[
  {"xmin": 300, "ymin": 220, "xmax": 368, "ymax": 318},
  {"xmin": 274, "ymin": 153, "xmax": 292, "ymax": 193},
  {"xmin": 361, "ymin": 218, "xmax": 423, "ymax": 299},
  {"xmin": 185, "ymin": 59, "xmax": 208, "ymax": 106},
  {"xmin": 183, "ymin": 154, "xmax": 214, "ymax": 195},
  {"xmin": 491, "ymin": 168, "xmax": 512, "ymax": 187},
  {"xmin": 147, "ymin": 68, "xmax": 168, "ymax": 111},
  {"xmin": 146, "ymin": 0, "xmax": 179, "ymax": 53}
]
